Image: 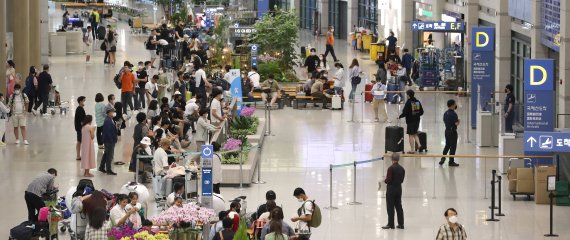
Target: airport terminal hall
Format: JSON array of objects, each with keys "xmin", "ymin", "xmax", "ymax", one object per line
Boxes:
[{"xmin": 2, "ymin": 0, "xmax": 570, "ymax": 239}]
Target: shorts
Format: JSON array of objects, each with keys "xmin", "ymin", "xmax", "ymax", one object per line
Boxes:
[
  {"xmin": 77, "ymin": 130, "xmax": 82, "ymax": 142},
  {"xmin": 85, "ymin": 44, "xmax": 93, "ymax": 55},
  {"xmin": 262, "ymin": 92, "xmax": 279, "ymax": 99},
  {"xmin": 11, "ymin": 114, "xmax": 27, "ymax": 127},
  {"xmin": 406, "ymin": 121, "xmax": 420, "ymax": 135},
  {"xmin": 149, "ymin": 50, "xmax": 157, "ymax": 59}
]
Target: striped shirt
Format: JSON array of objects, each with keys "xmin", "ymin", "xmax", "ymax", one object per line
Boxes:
[
  {"xmin": 436, "ymin": 223, "xmax": 467, "ymax": 240},
  {"xmin": 26, "ymin": 173, "xmax": 56, "ymax": 197},
  {"xmin": 85, "ymin": 221, "xmax": 111, "ymax": 240}
]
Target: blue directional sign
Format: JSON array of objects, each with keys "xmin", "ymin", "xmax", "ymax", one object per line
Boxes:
[
  {"xmin": 201, "ymin": 145, "xmax": 213, "ymax": 159},
  {"xmin": 471, "ymin": 27, "xmax": 495, "ymax": 128},
  {"xmin": 411, "ymin": 21, "xmax": 465, "ymax": 32},
  {"xmin": 230, "ymin": 69, "xmax": 243, "ymax": 114},
  {"xmin": 524, "ymin": 132, "xmax": 570, "ymax": 152},
  {"xmin": 524, "ymin": 91, "xmax": 554, "ymax": 131},
  {"xmin": 201, "ymin": 145, "xmax": 213, "ymax": 201},
  {"xmin": 251, "ymin": 44, "xmax": 259, "ymax": 68}
]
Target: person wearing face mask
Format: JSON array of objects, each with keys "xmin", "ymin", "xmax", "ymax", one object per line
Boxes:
[
  {"xmin": 228, "ymin": 201, "xmax": 242, "ymax": 232},
  {"xmin": 324, "ymin": 26, "xmax": 338, "ymax": 63},
  {"xmin": 291, "ymin": 187, "xmax": 313, "ymax": 239},
  {"xmin": 436, "ymin": 208, "xmax": 467, "ymax": 240},
  {"xmin": 110, "ymin": 194, "xmax": 138, "ymax": 227},
  {"xmin": 303, "ymin": 48, "xmax": 320, "ymax": 78},
  {"xmin": 210, "ymin": 88, "xmax": 226, "ymax": 126},
  {"xmin": 195, "ymin": 108, "xmax": 220, "ymax": 151},
  {"xmin": 34, "ymin": 64, "xmax": 52, "ymax": 115},
  {"xmin": 260, "ymin": 74, "xmax": 281, "ymax": 106},
  {"xmin": 24, "ymin": 66, "xmax": 38, "ymax": 113},
  {"xmin": 318, "ymin": 54, "xmax": 328, "ymax": 71},
  {"xmin": 100, "ymin": 108, "xmax": 118, "ymax": 175},
  {"xmin": 241, "ymin": 72, "xmax": 254, "ymax": 102},
  {"xmin": 504, "ymin": 84, "xmax": 515, "ymax": 133},
  {"xmin": 135, "ymin": 61, "xmax": 148, "ymax": 110},
  {"xmin": 8, "ymin": 84, "xmax": 30, "ymax": 145},
  {"xmin": 157, "ymin": 68, "xmax": 168, "ymax": 99},
  {"xmin": 0, "ymin": 93, "xmax": 9, "ymax": 146},
  {"xmin": 382, "ymin": 153, "xmax": 405, "ymax": 230},
  {"xmin": 153, "ymin": 138, "xmax": 174, "ymax": 196},
  {"xmin": 396, "ymin": 64, "xmax": 408, "ymax": 102},
  {"xmin": 440, "ymin": 99, "xmax": 460, "ymax": 166},
  {"xmin": 386, "ymin": 31, "xmax": 398, "ymax": 55}
]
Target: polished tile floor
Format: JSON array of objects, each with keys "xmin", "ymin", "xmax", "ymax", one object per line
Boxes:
[{"xmin": 1, "ymin": 7, "xmax": 569, "ymax": 240}]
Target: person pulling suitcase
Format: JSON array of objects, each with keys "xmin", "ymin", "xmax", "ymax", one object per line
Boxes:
[
  {"xmin": 398, "ymin": 90, "xmax": 424, "ymax": 154},
  {"xmin": 440, "ymin": 99, "xmax": 460, "ymax": 167}
]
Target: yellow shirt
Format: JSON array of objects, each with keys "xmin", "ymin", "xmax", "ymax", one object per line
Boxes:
[{"xmin": 92, "ymin": 11, "xmax": 100, "ymax": 23}]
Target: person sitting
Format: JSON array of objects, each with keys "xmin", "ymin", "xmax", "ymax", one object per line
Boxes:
[
  {"xmin": 166, "ymin": 182, "xmax": 185, "ymax": 207},
  {"xmin": 172, "ymin": 196, "xmax": 184, "ymax": 208},
  {"xmin": 228, "ymin": 201, "xmax": 242, "ymax": 232},
  {"xmin": 209, "ymin": 211, "xmax": 229, "ymax": 240},
  {"xmin": 311, "ymin": 76, "xmax": 332, "ymax": 109},
  {"xmin": 213, "ymin": 217, "xmax": 235, "ymax": 240},
  {"xmin": 252, "ymin": 190, "xmax": 277, "ymax": 221},
  {"xmin": 258, "ymin": 200, "xmax": 276, "ymax": 222},
  {"xmin": 130, "ymin": 137, "xmax": 153, "ymax": 182},
  {"xmin": 153, "ymin": 138, "xmax": 174, "ymax": 196},
  {"xmin": 260, "ymin": 74, "xmax": 281, "ymax": 106},
  {"xmin": 303, "ymin": 75, "xmax": 316, "ymax": 96},
  {"xmin": 110, "ymin": 194, "xmax": 138, "ymax": 226},
  {"xmin": 264, "ymin": 220, "xmax": 290, "ymax": 240},
  {"xmin": 84, "ymin": 207, "xmax": 111, "ymax": 240}
]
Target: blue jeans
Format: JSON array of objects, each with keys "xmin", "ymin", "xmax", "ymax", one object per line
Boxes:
[
  {"xmin": 349, "ymin": 83, "xmax": 357, "ymax": 100},
  {"xmin": 398, "ymin": 79, "xmax": 407, "ymax": 101},
  {"xmin": 121, "ymin": 92, "xmax": 134, "ymax": 114},
  {"xmin": 135, "ymin": 87, "xmax": 146, "ymax": 109}
]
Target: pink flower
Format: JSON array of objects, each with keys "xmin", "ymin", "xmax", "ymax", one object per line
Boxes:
[
  {"xmin": 239, "ymin": 107, "xmax": 256, "ymax": 117},
  {"xmin": 223, "ymin": 138, "xmax": 242, "ymax": 151}
]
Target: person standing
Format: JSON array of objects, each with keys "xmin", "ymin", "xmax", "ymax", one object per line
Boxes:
[
  {"xmin": 34, "ymin": 65, "xmax": 53, "ymax": 115},
  {"xmin": 84, "ymin": 26, "xmax": 93, "ymax": 64},
  {"xmin": 120, "ymin": 62, "xmax": 136, "ymax": 115},
  {"xmin": 6, "ymin": 60, "xmax": 16, "ymax": 98},
  {"xmin": 100, "ymin": 109, "xmax": 118, "ymax": 175},
  {"xmin": 303, "ymin": 48, "xmax": 320, "ymax": 78},
  {"xmin": 157, "ymin": 68, "xmax": 168, "ymax": 99},
  {"xmin": 386, "ymin": 31, "xmax": 398, "ymax": 54},
  {"xmin": 105, "ymin": 29, "xmax": 117, "ymax": 66},
  {"xmin": 146, "ymin": 29, "xmax": 159, "ymax": 66},
  {"xmin": 332, "ymin": 63, "xmax": 345, "ymax": 95},
  {"xmin": 398, "ymin": 90, "xmax": 424, "ymax": 153},
  {"xmin": 212, "ymin": 141, "xmax": 223, "ymax": 194},
  {"xmin": 94, "ymin": 93, "xmax": 106, "ymax": 149},
  {"xmin": 291, "ymin": 187, "xmax": 313, "ymax": 240},
  {"xmin": 348, "ymin": 59, "xmax": 361, "ymax": 102},
  {"xmin": 0, "ymin": 93, "xmax": 9, "ymax": 146},
  {"xmin": 89, "ymin": 9, "xmax": 100, "ymax": 37},
  {"xmin": 103, "ymin": 25, "xmax": 111, "ymax": 64},
  {"xmin": 145, "ymin": 75, "xmax": 159, "ymax": 105},
  {"xmin": 194, "ymin": 64, "xmax": 211, "ymax": 108},
  {"xmin": 435, "ymin": 208, "xmax": 467, "ymax": 240},
  {"xmin": 323, "ymin": 26, "xmax": 338, "ymax": 63},
  {"xmin": 25, "ymin": 168, "xmax": 58, "ymax": 222},
  {"xmin": 195, "ymin": 108, "xmax": 219, "ymax": 151},
  {"xmin": 440, "ymin": 99, "xmax": 460, "ymax": 167},
  {"xmin": 382, "ymin": 153, "xmax": 405, "ymax": 230},
  {"xmin": 9, "ymin": 84, "xmax": 29, "ymax": 145},
  {"xmin": 75, "ymin": 96, "xmax": 87, "ymax": 160},
  {"xmin": 81, "ymin": 115, "xmax": 96, "ymax": 177},
  {"xmin": 401, "ymin": 49, "xmax": 414, "ymax": 76},
  {"xmin": 24, "ymin": 66, "xmax": 38, "ymax": 113},
  {"xmin": 504, "ymin": 84, "xmax": 515, "ymax": 133},
  {"xmin": 210, "ymin": 88, "xmax": 225, "ymax": 126},
  {"xmin": 371, "ymin": 79, "xmax": 388, "ymax": 123},
  {"xmin": 135, "ymin": 61, "xmax": 148, "ymax": 110}
]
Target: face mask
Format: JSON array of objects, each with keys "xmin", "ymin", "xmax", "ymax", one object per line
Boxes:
[
  {"xmin": 159, "ymin": 70, "xmax": 164, "ymax": 74},
  {"xmin": 298, "ymin": 198, "xmax": 304, "ymax": 203},
  {"xmin": 112, "ymin": 112, "xmax": 117, "ymax": 117},
  {"xmin": 14, "ymin": 90, "xmax": 20, "ymax": 94},
  {"xmin": 448, "ymin": 216, "xmax": 458, "ymax": 224}
]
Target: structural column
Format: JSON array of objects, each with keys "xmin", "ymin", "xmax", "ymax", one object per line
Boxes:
[
  {"xmin": 530, "ymin": 0, "xmax": 548, "ymax": 59},
  {"xmin": 431, "ymin": 0, "xmax": 445, "ymax": 49},
  {"xmin": 10, "ymin": 0, "xmax": 30, "ymax": 77},
  {"xmin": 558, "ymin": 0, "xmax": 570, "ymax": 127},
  {"xmin": 0, "ymin": 0, "xmax": 5, "ymax": 95},
  {"xmin": 464, "ymin": 0, "xmax": 479, "ymax": 92},
  {"xmin": 29, "ymin": 0, "xmax": 41, "ymax": 68},
  {"xmin": 318, "ymin": 0, "xmax": 329, "ymax": 35},
  {"xmin": 494, "ymin": 0, "xmax": 511, "ymax": 93},
  {"xmin": 346, "ymin": 0, "xmax": 358, "ymax": 40},
  {"xmin": 399, "ymin": 0, "xmax": 413, "ymax": 50}
]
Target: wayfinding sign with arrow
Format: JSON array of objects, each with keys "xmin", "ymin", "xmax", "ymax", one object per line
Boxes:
[{"xmin": 524, "ymin": 132, "xmax": 570, "ymax": 152}]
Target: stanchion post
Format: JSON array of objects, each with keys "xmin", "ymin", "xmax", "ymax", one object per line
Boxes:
[
  {"xmin": 239, "ymin": 148, "xmax": 244, "ymax": 189},
  {"xmin": 544, "ymin": 192, "xmax": 558, "ymax": 237},
  {"xmin": 252, "ymin": 144, "xmax": 266, "ymax": 184},
  {"xmin": 433, "ymin": 157, "xmax": 436, "ymax": 199},
  {"xmin": 486, "ymin": 170, "xmax": 499, "ymax": 222},
  {"xmin": 496, "ymin": 175, "xmax": 505, "ymax": 216},
  {"xmin": 360, "ymin": 92, "xmax": 364, "ymax": 123},
  {"xmin": 324, "ymin": 164, "xmax": 338, "ymax": 210},
  {"xmin": 135, "ymin": 155, "xmax": 140, "ymax": 183},
  {"xmin": 348, "ymin": 161, "xmax": 362, "ymax": 205},
  {"xmin": 484, "ymin": 157, "xmax": 488, "ymax": 199}
]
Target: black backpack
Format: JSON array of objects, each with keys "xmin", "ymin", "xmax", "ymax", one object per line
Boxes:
[
  {"xmin": 113, "ymin": 74, "xmax": 122, "ymax": 89},
  {"xmin": 97, "ymin": 26, "xmax": 106, "ymax": 40}
]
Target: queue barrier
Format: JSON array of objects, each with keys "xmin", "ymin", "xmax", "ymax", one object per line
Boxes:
[
  {"xmin": 135, "ymin": 144, "xmax": 260, "ymax": 188},
  {"xmin": 325, "ymin": 154, "xmax": 553, "ymax": 210}
]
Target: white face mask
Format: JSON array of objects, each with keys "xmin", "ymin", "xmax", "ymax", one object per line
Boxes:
[
  {"xmin": 297, "ymin": 198, "xmax": 304, "ymax": 203},
  {"xmin": 448, "ymin": 216, "xmax": 458, "ymax": 224},
  {"xmin": 159, "ymin": 70, "xmax": 164, "ymax": 74},
  {"xmin": 111, "ymin": 112, "xmax": 117, "ymax": 117},
  {"xmin": 14, "ymin": 90, "xmax": 20, "ymax": 94}
]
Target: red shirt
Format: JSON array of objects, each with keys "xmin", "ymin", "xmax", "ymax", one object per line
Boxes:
[{"xmin": 121, "ymin": 71, "xmax": 135, "ymax": 92}]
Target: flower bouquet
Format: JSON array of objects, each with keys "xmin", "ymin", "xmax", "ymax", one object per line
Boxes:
[
  {"xmin": 222, "ymin": 138, "xmax": 242, "ymax": 159},
  {"xmin": 108, "ymin": 225, "xmax": 138, "ymax": 240},
  {"xmin": 150, "ymin": 203, "xmax": 216, "ymax": 240},
  {"xmin": 239, "ymin": 106, "xmax": 256, "ymax": 117}
]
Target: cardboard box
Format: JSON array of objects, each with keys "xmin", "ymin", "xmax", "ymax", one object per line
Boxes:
[
  {"xmin": 509, "ymin": 180, "xmax": 517, "ymax": 193},
  {"xmin": 535, "ymin": 166, "xmax": 556, "ymax": 183},
  {"xmin": 517, "ymin": 180, "xmax": 535, "ymax": 193},
  {"xmin": 507, "ymin": 168, "xmax": 518, "ymax": 180},
  {"xmin": 535, "ymin": 182, "xmax": 551, "ymax": 204},
  {"xmin": 517, "ymin": 168, "xmax": 534, "ymax": 181}
]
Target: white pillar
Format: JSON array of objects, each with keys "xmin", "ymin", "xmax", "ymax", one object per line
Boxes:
[
  {"xmin": 346, "ymin": 0, "xmax": 358, "ymax": 40},
  {"xmin": 0, "ymin": 0, "xmax": 5, "ymax": 95},
  {"xmin": 465, "ymin": 0, "xmax": 479, "ymax": 90},
  {"xmin": 531, "ymin": 0, "xmax": 548, "ymax": 59},
  {"xmin": 399, "ymin": 0, "xmax": 413, "ymax": 49},
  {"xmin": 10, "ymin": 0, "xmax": 29, "ymax": 74},
  {"xmin": 318, "ymin": 0, "xmax": 329, "ymax": 35},
  {"xmin": 29, "ymin": 0, "xmax": 41, "ymax": 68},
  {"xmin": 558, "ymin": 0, "xmax": 570, "ymax": 127},
  {"xmin": 494, "ymin": 0, "xmax": 511, "ymax": 92}
]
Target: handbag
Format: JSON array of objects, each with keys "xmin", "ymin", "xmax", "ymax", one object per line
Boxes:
[
  {"xmin": 100, "ymin": 42, "xmax": 106, "ymax": 51},
  {"xmin": 351, "ymin": 76, "xmax": 361, "ymax": 85}
]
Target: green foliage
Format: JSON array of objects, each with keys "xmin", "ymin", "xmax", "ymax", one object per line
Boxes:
[
  {"xmin": 258, "ymin": 61, "xmax": 299, "ymax": 82},
  {"xmin": 207, "ymin": 18, "xmax": 231, "ymax": 66},
  {"xmin": 233, "ymin": 219, "xmax": 249, "ymax": 240},
  {"xmin": 250, "ymin": 9, "xmax": 300, "ymax": 70},
  {"xmin": 153, "ymin": 0, "xmax": 185, "ymax": 22}
]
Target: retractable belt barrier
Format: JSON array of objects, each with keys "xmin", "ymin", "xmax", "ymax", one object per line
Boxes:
[{"xmin": 325, "ymin": 154, "xmax": 552, "ymax": 210}]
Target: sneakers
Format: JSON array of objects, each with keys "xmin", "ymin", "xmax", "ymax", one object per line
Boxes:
[
  {"xmin": 449, "ymin": 162, "xmax": 460, "ymax": 167},
  {"xmin": 15, "ymin": 140, "xmax": 20, "ymax": 145},
  {"xmin": 24, "ymin": 140, "xmax": 29, "ymax": 145},
  {"xmin": 439, "ymin": 157, "xmax": 445, "ymax": 165},
  {"xmin": 374, "ymin": 118, "xmax": 380, "ymax": 122}
]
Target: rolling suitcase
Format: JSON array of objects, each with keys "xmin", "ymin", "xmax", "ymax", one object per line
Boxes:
[
  {"xmin": 331, "ymin": 95, "xmax": 342, "ymax": 110},
  {"xmin": 417, "ymin": 131, "xmax": 427, "ymax": 152},
  {"xmin": 385, "ymin": 124, "xmax": 404, "ymax": 153},
  {"xmin": 365, "ymin": 84, "xmax": 374, "ymax": 103}
]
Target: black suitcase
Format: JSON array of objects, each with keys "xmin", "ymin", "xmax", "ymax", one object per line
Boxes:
[
  {"xmin": 417, "ymin": 131, "xmax": 427, "ymax": 152},
  {"xmin": 10, "ymin": 221, "xmax": 34, "ymax": 240},
  {"xmin": 385, "ymin": 125, "xmax": 404, "ymax": 153}
]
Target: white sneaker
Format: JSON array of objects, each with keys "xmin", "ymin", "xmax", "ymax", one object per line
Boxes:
[
  {"xmin": 15, "ymin": 140, "xmax": 20, "ymax": 144},
  {"xmin": 24, "ymin": 140, "xmax": 29, "ymax": 145}
]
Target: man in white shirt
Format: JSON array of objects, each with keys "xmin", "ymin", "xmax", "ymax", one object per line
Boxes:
[
  {"xmin": 247, "ymin": 66, "xmax": 261, "ymax": 89},
  {"xmin": 291, "ymin": 188, "xmax": 313, "ymax": 239},
  {"xmin": 9, "ymin": 84, "xmax": 30, "ymax": 145},
  {"xmin": 84, "ymin": 26, "xmax": 93, "ymax": 63},
  {"xmin": 371, "ymin": 80, "xmax": 389, "ymax": 123},
  {"xmin": 184, "ymin": 96, "xmax": 199, "ymax": 118},
  {"xmin": 209, "ymin": 88, "xmax": 224, "ymax": 126},
  {"xmin": 145, "ymin": 75, "xmax": 159, "ymax": 105},
  {"xmin": 194, "ymin": 64, "xmax": 210, "ymax": 107},
  {"xmin": 153, "ymin": 138, "xmax": 173, "ymax": 196},
  {"xmin": 223, "ymin": 65, "xmax": 232, "ymax": 84}
]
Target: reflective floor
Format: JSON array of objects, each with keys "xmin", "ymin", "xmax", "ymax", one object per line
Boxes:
[{"xmin": 1, "ymin": 7, "xmax": 569, "ymax": 240}]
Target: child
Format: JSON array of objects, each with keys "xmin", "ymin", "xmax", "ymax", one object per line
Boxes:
[
  {"xmin": 125, "ymin": 192, "xmax": 143, "ymax": 229},
  {"xmin": 173, "ymin": 197, "xmax": 183, "ymax": 208}
]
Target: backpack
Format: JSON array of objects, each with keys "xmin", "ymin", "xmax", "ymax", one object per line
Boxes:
[
  {"xmin": 97, "ymin": 26, "xmax": 106, "ymax": 40},
  {"xmin": 8, "ymin": 93, "xmax": 27, "ymax": 117},
  {"xmin": 113, "ymin": 73, "xmax": 122, "ymax": 89},
  {"xmin": 24, "ymin": 76, "xmax": 35, "ymax": 96},
  {"xmin": 89, "ymin": 13, "xmax": 96, "ymax": 23},
  {"xmin": 298, "ymin": 200, "xmax": 322, "ymax": 228}
]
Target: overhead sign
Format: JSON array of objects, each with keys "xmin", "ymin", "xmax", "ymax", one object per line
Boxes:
[
  {"xmin": 524, "ymin": 132, "xmax": 570, "ymax": 152},
  {"xmin": 230, "ymin": 27, "xmax": 257, "ymax": 39},
  {"xmin": 411, "ymin": 21, "xmax": 465, "ymax": 32},
  {"xmin": 201, "ymin": 145, "xmax": 214, "ymax": 208},
  {"xmin": 470, "ymin": 27, "xmax": 495, "ymax": 128},
  {"xmin": 524, "ymin": 59, "xmax": 554, "ymax": 132}
]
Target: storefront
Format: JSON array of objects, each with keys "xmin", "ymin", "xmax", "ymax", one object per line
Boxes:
[
  {"xmin": 328, "ymin": 0, "xmax": 347, "ymax": 39},
  {"xmin": 357, "ymin": 0, "xmax": 377, "ymax": 34},
  {"xmin": 299, "ymin": 0, "xmax": 317, "ymax": 30}
]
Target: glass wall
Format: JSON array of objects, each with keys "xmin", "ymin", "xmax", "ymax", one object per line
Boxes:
[
  {"xmin": 329, "ymin": 0, "xmax": 340, "ymax": 37},
  {"xmin": 300, "ymin": 0, "xmax": 317, "ymax": 30},
  {"xmin": 276, "ymin": 0, "xmax": 289, "ymax": 11},
  {"xmin": 510, "ymin": 36, "xmax": 531, "ymax": 125},
  {"xmin": 357, "ymin": 0, "xmax": 377, "ymax": 33}
]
